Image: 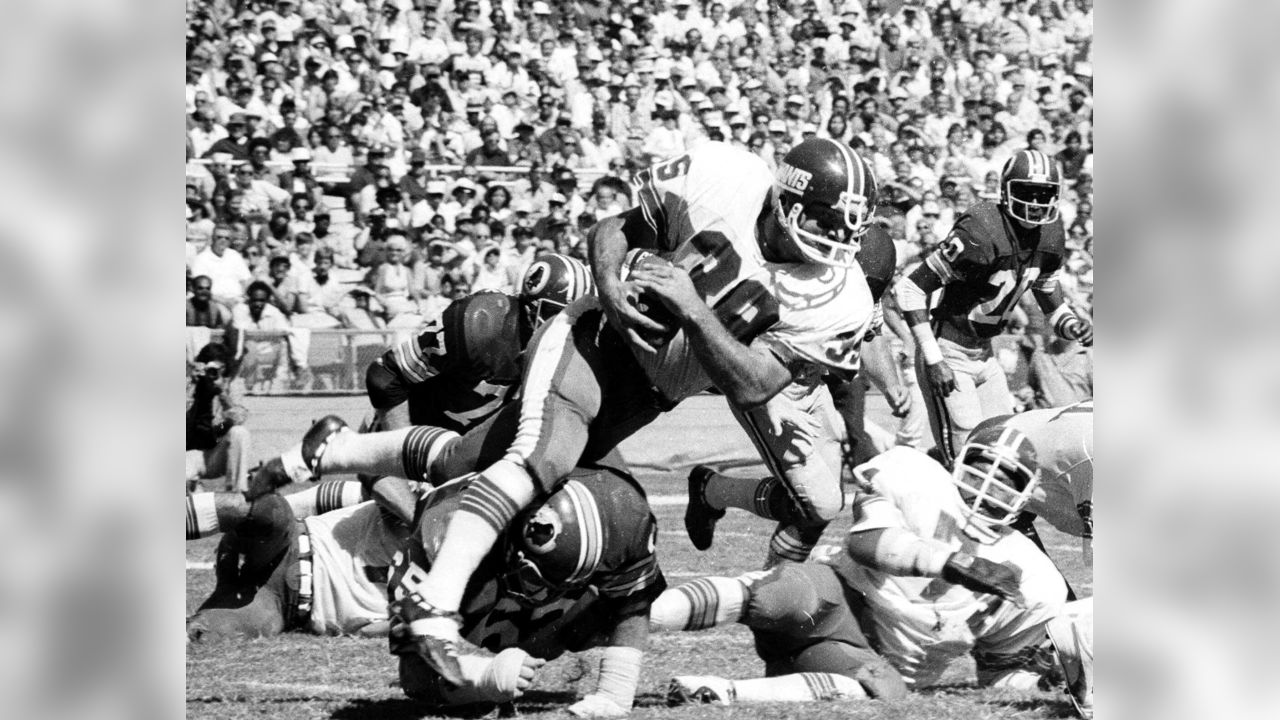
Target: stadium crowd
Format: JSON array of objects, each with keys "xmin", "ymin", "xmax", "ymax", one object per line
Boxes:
[{"xmin": 184, "ymin": 0, "xmax": 1093, "ymax": 399}]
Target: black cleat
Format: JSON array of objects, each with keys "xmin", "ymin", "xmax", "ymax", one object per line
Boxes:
[
  {"xmin": 299, "ymin": 415, "xmax": 350, "ymax": 481},
  {"xmin": 684, "ymin": 465, "xmax": 725, "ymax": 551}
]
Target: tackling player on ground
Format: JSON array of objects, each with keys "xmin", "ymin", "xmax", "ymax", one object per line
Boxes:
[
  {"xmin": 895, "ymin": 149, "xmax": 1093, "ymax": 464},
  {"xmin": 655, "ymin": 427, "xmax": 1070, "ymax": 703}
]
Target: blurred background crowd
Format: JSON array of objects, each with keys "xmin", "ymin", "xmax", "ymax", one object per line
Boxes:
[{"xmin": 185, "ymin": 0, "xmax": 1093, "ymax": 400}]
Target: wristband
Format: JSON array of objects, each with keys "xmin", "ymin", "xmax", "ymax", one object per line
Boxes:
[
  {"xmin": 915, "ymin": 333, "xmax": 944, "ymax": 365},
  {"xmin": 594, "ymin": 646, "xmax": 643, "ymax": 710},
  {"xmin": 1047, "ymin": 303, "xmax": 1077, "ymax": 340}
]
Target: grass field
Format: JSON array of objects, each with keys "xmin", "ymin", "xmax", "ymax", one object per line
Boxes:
[{"xmin": 187, "ymin": 394, "xmax": 1090, "ymax": 719}]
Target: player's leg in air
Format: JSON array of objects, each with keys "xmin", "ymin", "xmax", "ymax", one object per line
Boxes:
[
  {"xmin": 654, "ymin": 562, "xmax": 906, "ymax": 704},
  {"xmin": 685, "ymin": 379, "xmax": 846, "ymax": 566},
  {"xmin": 186, "ymin": 479, "xmax": 365, "ymax": 540},
  {"xmin": 186, "ymin": 492, "xmax": 299, "ymax": 642}
]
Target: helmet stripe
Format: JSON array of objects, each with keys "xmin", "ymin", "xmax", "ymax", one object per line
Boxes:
[
  {"xmin": 563, "ymin": 480, "xmax": 603, "ymax": 583},
  {"xmin": 823, "ymin": 137, "xmax": 858, "ymax": 200}
]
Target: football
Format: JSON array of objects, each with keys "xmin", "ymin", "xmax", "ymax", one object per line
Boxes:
[{"xmin": 621, "ymin": 249, "xmax": 680, "ymax": 347}]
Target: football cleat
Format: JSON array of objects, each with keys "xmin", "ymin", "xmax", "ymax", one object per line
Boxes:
[
  {"xmin": 667, "ymin": 676, "xmax": 735, "ymax": 706},
  {"xmin": 399, "ymin": 602, "xmax": 466, "ymax": 688},
  {"xmin": 281, "ymin": 415, "xmax": 350, "ymax": 483},
  {"xmin": 684, "ymin": 465, "xmax": 725, "ymax": 551}
]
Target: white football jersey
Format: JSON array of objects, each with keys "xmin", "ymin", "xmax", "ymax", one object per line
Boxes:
[
  {"xmin": 825, "ymin": 447, "xmax": 1066, "ymax": 686},
  {"xmin": 988, "ymin": 401, "xmax": 1094, "ymax": 537},
  {"xmin": 304, "ymin": 501, "xmax": 400, "ymax": 636},
  {"xmin": 630, "ymin": 142, "xmax": 873, "ymax": 401}
]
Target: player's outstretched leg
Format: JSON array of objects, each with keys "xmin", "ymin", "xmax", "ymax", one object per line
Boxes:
[
  {"xmin": 185, "ymin": 492, "xmax": 248, "ymax": 540},
  {"xmin": 684, "ymin": 465, "xmax": 725, "ymax": 551},
  {"xmin": 668, "ymin": 673, "xmax": 868, "ymax": 705},
  {"xmin": 270, "ymin": 415, "xmax": 461, "ymax": 485}
]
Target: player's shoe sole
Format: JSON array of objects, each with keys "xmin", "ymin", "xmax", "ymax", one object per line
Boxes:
[
  {"xmin": 684, "ymin": 465, "xmax": 725, "ymax": 551},
  {"xmin": 667, "ymin": 676, "xmax": 733, "ymax": 706}
]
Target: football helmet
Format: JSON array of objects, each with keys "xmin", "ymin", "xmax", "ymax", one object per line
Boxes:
[
  {"xmin": 504, "ymin": 479, "xmax": 604, "ymax": 604},
  {"xmin": 952, "ymin": 425, "xmax": 1041, "ymax": 543},
  {"xmin": 999, "ymin": 149, "xmax": 1062, "ymax": 225},
  {"xmin": 772, "ymin": 137, "xmax": 878, "ymax": 267},
  {"xmin": 855, "ymin": 223, "xmax": 897, "ymax": 302},
  {"xmin": 518, "ymin": 253, "xmax": 594, "ymax": 334}
]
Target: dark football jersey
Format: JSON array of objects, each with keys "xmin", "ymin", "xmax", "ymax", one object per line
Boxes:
[
  {"xmin": 370, "ymin": 291, "xmax": 523, "ymax": 432},
  {"xmin": 398, "ymin": 466, "xmax": 666, "ymax": 659},
  {"xmin": 922, "ymin": 201, "xmax": 1066, "ymax": 343}
]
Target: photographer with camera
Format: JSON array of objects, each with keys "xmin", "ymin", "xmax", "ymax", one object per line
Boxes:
[{"xmin": 186, "ymin": 342, "xmax": 252, "ymax": 492}]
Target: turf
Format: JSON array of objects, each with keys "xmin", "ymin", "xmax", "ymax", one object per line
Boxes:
[{"xmin": 186, "ymin": 394, "xmax": 1090, "ymax": 719}]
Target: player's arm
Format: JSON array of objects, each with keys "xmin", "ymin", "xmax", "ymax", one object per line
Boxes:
[
  {"xmin": 859, "ymin": 333, "xmax": 912, "ymax": 418},
  {"xmin": 588, "ymin": 209, "xmax": 669, "ymax": 353},
  {"xmin": 895, "ymin": 262, "xmax": 958, "ymax": 394},
  {"xmin": 845, "ymin": 525, "xmax": 1023, "ymax": 604},
  {"xmin": 1031, "ymin": 271, "xmax": 1093, "ymax": 347},
  {"xmin": 631, "ymin": 262, "xmax": 792, "ymax": 407}
]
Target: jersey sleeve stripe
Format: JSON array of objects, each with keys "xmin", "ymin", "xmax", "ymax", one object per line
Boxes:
[
  {"xmin": 924, "ymin": 252, "xmax": 957, "ymax": 283},
  {"xmin": 392, "ymin": 337, "xmax": 434, "ymax": 384}
]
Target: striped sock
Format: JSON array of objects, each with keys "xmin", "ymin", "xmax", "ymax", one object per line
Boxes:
[
  {"xmin": 765, "ymin": 523, "xmax": 817, "ymax": 566},
  {"xmin": 186, "ymin": 493, "xmax": 219, "ymax": 540},
  {"xmin": 284, "ymin": 480, "xmax": 366, "ymax": 519},
  {"xmin": 650, "ymin": 577, "xmax": 746, "ymax": 632},
  {"xmin": 420, "ymin": 461, "xmax": 536, "ymax": 611},
  {"xmin": 402, "ymin": 426, "xmax": 461, "ymax": 485},
  {"xmin": 703, "ymin": 474, "xmax": 783, "ymax": 519}
]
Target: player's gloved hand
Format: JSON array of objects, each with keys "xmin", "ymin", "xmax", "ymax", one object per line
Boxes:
[
  {"xmin": 567, "ymin": 693, "xmax": 630, "ymax": 718},
  {"xmin": 941, "ymin": 551, "xmax": 1024, "ymax": 606},
  {"xmin": 924, "ymin": 360, "xmax": 958, "ymax": 396},
  {"xmin": 1061, "ymin": 316, "xmax": 1093, "ymax": 347},
  {"xmin": 599, "ymin": 277, "xmax": 667, "ymax": 354},
  {"xmin": 887, "ymin": 386, "xmax": 912, "ymax": 418}
]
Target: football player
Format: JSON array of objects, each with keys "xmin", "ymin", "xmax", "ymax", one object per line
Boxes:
[
  {"xmin": 365, "ymin": 253, "xmax": 594, "ymax": 433},
  {"xmin": 186, "ymin": 254, "xmax": 594, "ymax": 542},
  {"xmin": 188, "ymin": 464, "xmax": 665, "ymax": 717},
  {"xmin": 269, "ymin": 139, "xmax": 880, "ymax": 686},
  {"xmin": 391, "ymin": 464, "xmax": 664, "ymax": 716},
  {"xmin": 895, "ymin": 149, "xmax": 1093, "ymax": 464},
  {"xmin": 973, "ymin": 400, "xmax": 1095, "ymax": 564},
  {"xmin": 655, "ymin": 426, "xmax": 1068, "ymax": 699},
  {"xmin": 683, "ymin": 224, "xmax": 915, "ymax": 564}
]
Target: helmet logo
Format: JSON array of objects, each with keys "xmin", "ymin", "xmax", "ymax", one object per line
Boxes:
[
  {"xmin": 776, "ymin": 162, "xmax": 813, "ymax": 194},
  {"xmin": 524, "ymin": 262, "xmax": 550, "ymax": 295},
  {"xmin": 523, "ymin": 507, "xmax": 561, "ymax": 554}
]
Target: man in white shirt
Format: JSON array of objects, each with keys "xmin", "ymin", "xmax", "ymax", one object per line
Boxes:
[{"xmin": 190, "ymin": 225, "xmax": 252, "ymax": 307}]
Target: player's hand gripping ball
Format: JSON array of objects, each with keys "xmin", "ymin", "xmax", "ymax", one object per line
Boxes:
[{"xmin": 620, "ymin": 249, "xmax": 680, "ymax": 347}]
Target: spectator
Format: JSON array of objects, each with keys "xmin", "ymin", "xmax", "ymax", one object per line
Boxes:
[
  {"xmin": 190, "ymin": 224, "xmax": 252, "ymax": 307},
  {"xmin": 468, "ymin": 243, "xmax": 519, "ymax": 294},
  {"xmin": 186, "ymin": 343, "xmax": 251, "ymax": 492},
  {"xmin": 366, "ymin": 232, "xmax": 420, "ymax": 322},
  {"xmin": 232, "ymin": 280, "xmax": 311, "ymax": 392},
  {"xmin": 186, "ymin": 275, "xmax": 233, "ymax": 329},
  {"xmin": 203, "ymin": 113, "xmax": 252, "ymax": 161}
]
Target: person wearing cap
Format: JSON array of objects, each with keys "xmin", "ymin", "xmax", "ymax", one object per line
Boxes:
[
  {"xmin": 465, "ymin": 128, "xmax": 513, "ymax": 167},
  {"xmin": 535, "ymin": 113, "xmax": 584, "ymax": 168},
  {"xmin": 276, "ymin": 147, "xmax": 323, "ymax": 206},
  {"xmin": 203, "ymin": 112, "xmax": 252, "ymax": 161},
  {"xmin": 408, "ymin": 178, "xmax": 450, "ymax": 233},
  {"xmin": 654, "ymin": 0, "xmax": 702, "ymax": 46}
]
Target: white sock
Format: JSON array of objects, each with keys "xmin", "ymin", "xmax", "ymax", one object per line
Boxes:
[
  {"xmin": 733, "ymin": 673, "xmax": 867, "ymax": 703},
  {"xmin": 650, "ymin": 577, "xmax": 746, "ymax": 631},
  {"xmin": 185, "ymin": 492, "xmax": 219, "ymax": 540}
]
